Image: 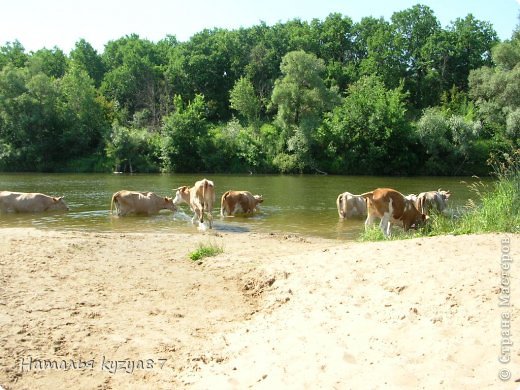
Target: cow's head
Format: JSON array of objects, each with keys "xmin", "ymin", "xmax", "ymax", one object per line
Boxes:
[
  {"xmin": 173, "ymin": 186, "xmax": 190, "ymax": 205},
  {"xmin": 410, "ymin": 213, "xmax": 429, "ymax": 230},
  {"xmin": 164, "ymin": 196, "xmax": 177, "ymax": 212},
  {"xmin": 437, "ymin": 189, "xmax": 451, "ymax": 201},
  {"xmin": 254, "ymin": 195, "xmax": 263, "ymax": 204},
  {"xmin": 50, "ymin": 196, "xmax": 69, "ymax": 211}
]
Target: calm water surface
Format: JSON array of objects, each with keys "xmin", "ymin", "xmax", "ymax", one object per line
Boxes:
[{"xmin": 0, "ymin": 173, "xmax": 490, "ymax": 240}]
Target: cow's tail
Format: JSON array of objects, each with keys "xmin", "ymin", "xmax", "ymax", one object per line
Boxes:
[
  {"xmin": 220, "ymin": 190, "xmax": 230, "ymax": 217},
  {"xmin": 360, "ymin": 191, "xmax": 374, "ymax": 209},
  {"xmin": 200, "ymin": 180, "xmax": 208, "ymax": 223},
  {"xmin": 418, "ymin": 195, "xmax": 425, "ymax": 215},
  {"xmin": 110, "ymin": 192, "xmax": 119, "ymax": 215},
  {"xmin": 337, "ymin": 193, "xmax": 345, "ymax": 218}
]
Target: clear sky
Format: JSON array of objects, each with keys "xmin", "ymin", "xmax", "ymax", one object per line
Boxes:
[{"xmin": 2, "ymin": 0, "xmax": 519, "ymax": 54}]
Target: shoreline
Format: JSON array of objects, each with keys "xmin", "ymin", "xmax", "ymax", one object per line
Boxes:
[{"xmin": 1, "ymin": 228, "xmax": 518, "ymax": 389}]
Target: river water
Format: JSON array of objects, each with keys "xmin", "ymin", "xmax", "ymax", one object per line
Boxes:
[{"xmin": 0, "ymin": 173, "xmax": 489, "ymax": 240}]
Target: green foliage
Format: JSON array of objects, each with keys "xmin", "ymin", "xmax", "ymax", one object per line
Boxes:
[
  {"xmin": 230, "ymin": 77, "xmax": 261, "ymax": 127},
  {"xmin": 105, "ymin": 124, "xmax": 160, "ymax": 173},
  {"xmin": 271, "ymin": 50, "xmax": 340, "ymax": 172},
  {"xmin": 70, "ymin": 39, "xmax": 105, "ymax": 87},
  {"xmin": 29, "ymin": 47, "xmax": 68, "ymax": 79},
  {"xmin": 318, "ymin": 75, "xmax": 412, "ymax": 174},
  {"xmin": 415, "ymin": 107, "xmax": 481, "ymax": 174},
  {"xmin": 160, "ymin": 94, "xmax": 209, "ymax": 172},
  {"xmin": 0, "ymin": 7, "xmax": 511, "ymax": 173},
  {"xmin": 0, "ymin": 40, "xmax": 27, "ymax": 70},
  {"xmin": 469, "ymin": 33, "xmax": 520, "ymax": 147},
  {"xmin": 189, "ymin": 242, "xmax": 223, "ymax": 261}
]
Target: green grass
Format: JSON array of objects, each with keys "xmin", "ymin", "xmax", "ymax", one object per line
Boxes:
[
  {"xmin": 359, "ymin": 152, "xmax": 520, "ymax": 241},
  {"xmin": 189, "ymin": 241, "xmax": 224, "ymax": 261}
]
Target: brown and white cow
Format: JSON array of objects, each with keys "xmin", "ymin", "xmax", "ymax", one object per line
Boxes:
[
  {"xmin": 361, "ymin": 188, "xmax": 428, "ymax": 237},
  {"xmin": 415, "ymin": 189, "xmax": 451, "ymax": 215},
  {"xmin": 110, "ymin": 190, "xmax": 176, "ymax": 216},
  {"xmin": 336, "ymin": 192, "xmax": 366, "ymax": 219},
  {"xmin": 173, "ymin": 178, "xmax": 215, "ymax": 229},
  {"xmin": 220, "ymin": 190, "xmax": 263, "ymax": 217},
  {"xmin": 0, "ymin": 191, "xmax": 69, "ymax": 213}
]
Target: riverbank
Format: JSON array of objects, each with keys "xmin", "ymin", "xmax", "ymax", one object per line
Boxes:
[{"xmin": 1, "ymin": 228, "xmax": 518, "ymax": 389}]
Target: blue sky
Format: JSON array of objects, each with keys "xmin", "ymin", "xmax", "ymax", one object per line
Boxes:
[{"xmin": 2, "ymin": 0, "xmax": 519, "ymax": 53}]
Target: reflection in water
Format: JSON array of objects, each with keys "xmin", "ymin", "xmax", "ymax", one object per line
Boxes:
[{"xmin": 0, "ymin": 173, "xmax": 489, "ymax": 240}]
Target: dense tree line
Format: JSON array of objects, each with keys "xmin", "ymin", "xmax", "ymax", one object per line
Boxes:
[{"xmin": 0, "ymin": 5, "xmax": 517, "ymax": 175}]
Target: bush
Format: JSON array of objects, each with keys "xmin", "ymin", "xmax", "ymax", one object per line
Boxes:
[{"xmin": 189, "ymin": 242, "xmax": 224, "ymax": 261}]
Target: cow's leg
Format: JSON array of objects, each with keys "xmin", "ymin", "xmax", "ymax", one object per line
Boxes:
[
  {"xmin": 380, "ymin": 213, "xmax": 392, "ymax": 237},
  {"xmin": 200, "ymin": 201, "xmax": 212, "ymax": 228},
  {"xmin": 364, "ymin": 213, "xmax": 376, "ymax": 229},
  {"xmin": 192, "ymin": 210, "xmax": 200, "ymax": 225}
]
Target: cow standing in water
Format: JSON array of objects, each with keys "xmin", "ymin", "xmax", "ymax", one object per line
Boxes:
[
  {"xmin": 220, "ymin": 190, "xmax": 263, "ymax": 216},
  {"xmin": 415, "ymin": 189, "xmax": 451, "ymax": 215},
  {"xmin": 0, "ymin": 191, "xmax": 69, "ymax": 213},
  {"xmin": 336, "ymin": 192, "xmax": 366, "ymax": 219},
  {"xmin": 361, "ymin": 188, "xmax": 428, "ymax": 237},
  {"xmin": 110, "ymin": 190, "xmax": 176, "ymax": 216},
  {"xmin": 174, "ymin": 178, "xmax": 215, "ymax": 229}
]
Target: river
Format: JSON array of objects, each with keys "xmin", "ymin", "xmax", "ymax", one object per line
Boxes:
[{"xmin": 0, "ymin": 173, "xmax": 490, "ymax": 240}]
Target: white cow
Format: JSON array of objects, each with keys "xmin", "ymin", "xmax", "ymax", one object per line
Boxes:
[
  {"xmin": 336, "ymin": 192, "xmax": 366, "ymax": 219},
  {"xmin": 415, "ymin": 189, "xmax": 451, "ymax": 215}
]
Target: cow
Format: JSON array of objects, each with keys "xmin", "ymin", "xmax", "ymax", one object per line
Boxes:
[
  {"xmin": 220, "ymin": 190, "xmax": 263, "ymax": 217},
  {"xmin": 110, "ymin": 190, "xmax": 176, "ymax": 216},
  {"xmin": 336, "ymin": 192, "xmax": 366, "ymax": 219},
  {"xmin": 173, "ymin": 178, "xmax": 215, "ymax": 229},
  {"xmin": 0, "ymin": 191, "xmax": 69, "ymax": 213},
  {"xmin": 361, "ymin": 188, "xmax": 428, "ymax": 237},
  {"xmin": 416, "ymin": 189, "xmax": 451, "ymax": 215}
]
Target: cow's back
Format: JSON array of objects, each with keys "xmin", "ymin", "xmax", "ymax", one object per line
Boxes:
[{"xmin": 112, "ymin": 191, "xmax": 152, "ymax": 215}]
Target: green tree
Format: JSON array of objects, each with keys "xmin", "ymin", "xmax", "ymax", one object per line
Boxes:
[
  {"xmin": 317, "ymin": 75, "xmax": 413, "ymax": 174},
  {"xmin": 59, "ymin": 63, "xmax": 110, "ymax": 162},
  {"xmin": 469, "ymin": 32, "xmax": 520, "ymax": 147},
  {"xmin": 105, "ymin": 124, "xmax": 159, "ymax": 173},
  {"xmin": 70, "ymin": 39, "xmax": 105, "ymax": 87},
  {"xmin": 28, "ymin": 47, "xmax": 68, "ymax": 79},
  {"xmin": 0, "ymin": 41, "xmax": 27, "ymax": 70},
  {"xmin": 101, "ymin": 34, "xmax": 166, "ymax": 127},
  {"xmin": 160, "ymin": 94, "xmax": 209, "ymax": 172},
  {"xmin": 229, "ymin": 76, "xmax": 260, "ymax": 128},
  {"xmin": 0, "ymin": 65, "xmax": 64, "ymax": 170},
  {"xmin": 391, "ymin": 4, "xmax": 441, "ymax": 109},
  {"xmin": 271, "ymin": 50, "xmax": 339, "ymax": 172},
  {"xmin": 415, "ymin": 108, "xmax": 481, "ymax": 174},
  {"xmin": 357, "ymin": 17, "xmax": 404, "ymax": 90}
]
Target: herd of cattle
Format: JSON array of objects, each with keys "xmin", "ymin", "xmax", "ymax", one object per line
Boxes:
[{"xmin": 0, "ymin": 178, "xmax": 451, "ymax": 237}]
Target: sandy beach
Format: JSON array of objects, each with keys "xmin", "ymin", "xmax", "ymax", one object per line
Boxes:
[{"xmin": 0, "ymin": 228, "xmax": 518, "ymax": 389}]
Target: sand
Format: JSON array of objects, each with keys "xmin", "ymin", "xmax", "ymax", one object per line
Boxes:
[{"xmin": 0, "ymin": 228, "xmax": 518, "ymax": 389}]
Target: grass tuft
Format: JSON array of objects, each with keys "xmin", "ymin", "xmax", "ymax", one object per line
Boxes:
[{"xmin": 189, "ymin": 241, "xmax": 224, "ymax": 261}]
